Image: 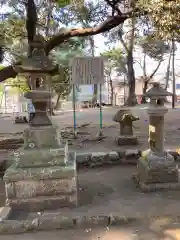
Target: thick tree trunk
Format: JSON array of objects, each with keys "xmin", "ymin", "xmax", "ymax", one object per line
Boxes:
[
  {"xmin": 124, "ymin": 51, "xmax": 137, "ymax": 106},
  {"xmin": 109, "ymin": 79, "xmax": 113, "ymax": 105},
  {"xmin": 172, "ymin": 39, "xmax": 176, "ymax": 109},
  {"xmin": 141, "ymin": 81, "xmax": 148, "ymax": 104},
  {"xmin": 54, "ymin": 93, "xmax": 61, "ymax": 110}
]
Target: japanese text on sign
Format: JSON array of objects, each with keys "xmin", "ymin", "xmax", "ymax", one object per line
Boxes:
[{"xmin": 71, "ymin": 57, "xmax": 104, "ymax": 85}]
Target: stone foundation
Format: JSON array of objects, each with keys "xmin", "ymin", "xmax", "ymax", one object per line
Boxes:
[
  {"xmin": 3, "ymin": 125, "xmax": 78, "ymax": 211},
  {"xmin": 133, "ymin": 150, "xmax": 180, "ymax": 192},
  {"xmin": 116, "ymin": 135, "xmax": 138, "ymax": 146},
  {"xmin": 4, "ymin": 152, "xmax": 77, "ymax": 211}
]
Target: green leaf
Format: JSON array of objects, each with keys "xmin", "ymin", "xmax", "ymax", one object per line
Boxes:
[{"xmin": 56, "ymin": 0, "xmax": 71, "ymax": 8}]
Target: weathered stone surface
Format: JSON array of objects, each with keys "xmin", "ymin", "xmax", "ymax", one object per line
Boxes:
[
  {"xmin": 133, "ymin": 173, "xmax": 180, "ymax": 192},
  {"xmin": 76, "ymin": 153, "xmax": 92, "ymax": 165},
  {"xmin": 4, "ymin": 164, "xmax": 75, "ymax": 182},
  {"xmin": 75, "ymin": 216, "xmax": 109, "ymax": 227},
  {"xmin": 109, "ymin": 215, "xmax": 138, "ymax": 226},
  {"xmin": 13, "ymin": 178, "xmax": 77, "ymax": 198},
  {"xmin": 16, "ymin": 147, "xmax": 67, "ymax": 168},
  {"xmin": 137, "ymin": 156, "xmax": 179, "ymax": 185},
  {"xmin": 116, "ymin": 135, "xmax": 138, "ymax": 146},
  {"xmin": 0, "ymin": 220, "xmax": 25, "ymax": 234},
  {"xmin": 5, "ymin": 183, "xmax": 15, "ymax": 198},
  {"xmin": 4, "ymin": 148, "xmax": 78, "ymax": 211},
  {"xmin": 0, "ymin": 207, "xmax": 12, "ymax": 220},
  {"xmin": 23, "ymin": 219, "xmax": 39, "ymax": 231},
  {"xmin": 6, "ymin": 194, "xmax": 77, "ymax": 211},
  {"xmin": 38, "ymin": 215, "xmax": 75, "ymax": 230},
  {"xmin": 90, "ymin": 152, "xmax": 109, "ymax": 167},
  {"xmin": 108, "ymin": 151, "xmax": 119, "ymax": 162},
  {"xmin": 23, "ymin": 126, "xmax": 62, "ymax": 149},
  {"xmin": 68, "ymin": 192, "xmax": 78, "ymax": 206},
  {"xmin": 123, "ymin": 150, "xmax": 141, "ymax": 164}
]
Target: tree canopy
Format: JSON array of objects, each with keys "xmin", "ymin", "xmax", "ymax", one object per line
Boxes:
[{"xmin": 0, "ymin": 0, "xmax": 179, "ymax": 87}]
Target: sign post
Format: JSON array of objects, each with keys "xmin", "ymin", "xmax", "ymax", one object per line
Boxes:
[
  {"xmin": 72, "ymin": 84, "xmax": 77, "ymax": 138},
  {"xmin": 99, "ymin": 84, "xmax": 103, "ymax": 136},
  {"xmin": 71, "ymin": 57, "xmax": 104, "ymax": 136}
]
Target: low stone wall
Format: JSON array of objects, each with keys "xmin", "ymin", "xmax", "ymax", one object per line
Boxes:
[
  {"xmin": 76, "ymin": 150, "xmax": 180, "ymax": 168},
  {"xmin": 0, "ymin": 213, "xmax": 144, "ymax": 234}
]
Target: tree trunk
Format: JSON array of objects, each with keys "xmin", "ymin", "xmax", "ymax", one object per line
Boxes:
[
  {"xmin": 172, "ymin": 39, "xmax": 176, "ymax": 109},
  {"xmin": 165, "ymin": 44, "xmax": 172, "ymax": 90},
  {"xmin": 124, "ymin": 51, "xmax": 137, "ymax": 106},
  {"xmin": 109, "ymin": 78, "xmax": 113, "ymax": 105},
  {"xmin": 54, "ymin": 93, "xmax": 61, "ymax": 110},
  {"xmin": 89, "ymin": 36, "xmax": 97, "ymax": 105},
  {"xmin": 141, "ymin": 81, "xmax": 148, "ymax": 104}
]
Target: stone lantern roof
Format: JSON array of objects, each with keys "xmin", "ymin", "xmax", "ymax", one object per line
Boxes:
[
  {"xmin": 145, "ymin": 83, "xmax": 173, "ymax": 98},
  {"xmin": 14, "ymin": 35, "xmax": 58, "ymax": 74}
]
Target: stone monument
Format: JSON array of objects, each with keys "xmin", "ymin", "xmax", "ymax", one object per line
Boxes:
[
  {"xmin": 133, "ymin": 83, "xmax": 180, "ymax": 191},
  {"xmin": 3, "ymin": 35, "xmax": 78, "ymax": 211},
  {"xmin": 113, "ymin": 109, "xmax": 139, "ymax": 145}
]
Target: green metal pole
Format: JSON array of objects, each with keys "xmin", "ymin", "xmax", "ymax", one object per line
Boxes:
[{"xmin": 72, "ymin": 84, "xmax": 77, "ymax": 138}]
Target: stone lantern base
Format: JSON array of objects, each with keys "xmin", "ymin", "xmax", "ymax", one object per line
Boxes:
[
  {"xmin": 116, "ymin": 135, "xmax": 138, "ymax": 146},
  {"xmin": 132, "ymin": 149, "xmax": 180, "ymax": 192},
  {"xmin": 3, "ymin": 126, "xmax": 78, "ymax": 211}
]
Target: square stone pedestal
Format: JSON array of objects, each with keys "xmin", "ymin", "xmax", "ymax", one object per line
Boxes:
[
  {"xmin": 116, "ymin": 135, "xmax": 138, "ymax": 146},
  {"xmin": 3, "ymin": 126, "xmax": 78, "ymax": 211},
  {"xmin": 133, "ymin": 150, "xmax": 180, "ymax": 192}
]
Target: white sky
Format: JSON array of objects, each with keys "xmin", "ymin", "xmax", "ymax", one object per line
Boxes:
[{"xmin": 94, "ymin": 34, "xmax": 180, "ymax": 80}]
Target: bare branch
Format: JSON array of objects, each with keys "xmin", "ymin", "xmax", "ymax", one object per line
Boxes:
[
  {"xmin": 149, "ymin": 57, "xmax": 163, "ymax": 80},
  {"xmin": 104, "ymin": 0, "xmax": 122, "ymax": 16},
  {"xmin": 118, "ymin": 31, "xmax": 129, "ymax": 52}
]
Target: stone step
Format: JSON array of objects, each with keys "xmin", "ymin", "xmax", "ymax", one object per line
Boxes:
[{"xmin": 7, "ymin": 193, "xmax": 78, "ymax": 211}]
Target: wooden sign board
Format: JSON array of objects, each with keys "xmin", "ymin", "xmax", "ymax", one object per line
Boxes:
[{"xmin": 71, "ymin": 57, "xmax": 104, "ymax": 85}]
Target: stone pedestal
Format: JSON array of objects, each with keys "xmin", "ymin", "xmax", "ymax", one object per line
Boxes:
[
  {"xmin": 116, "ymin": 135, "xmax": 138, "ymax": 146},
  {"xmin": 116, "ymin": 123, "xmax": 138, "ymax": 146},
  {"xmin": 133, "ymin": 150, "xmax": 180, "ymax": 191},
  {"xmin": 3, "ymin": 126, "xmax": 78, "ymax": 211}
]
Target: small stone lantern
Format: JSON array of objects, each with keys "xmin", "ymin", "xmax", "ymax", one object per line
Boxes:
[
  {"xmin": 113, "ymin": 109, "xmax": 139, "ymax": 145},
  {"xmin": 14, "ymin": 35, "xmax": 58, "ymax": 127},
  {"xmin": 133, "ymin": 83, "xmax": 180, "ymax": 191}
]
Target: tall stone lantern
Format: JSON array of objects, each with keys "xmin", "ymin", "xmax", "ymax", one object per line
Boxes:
[
  {"xmin": 3, "ymin": 35, "xmax": 78, "ymax": 211},
  {"xmin": 14, "ymin": 35, "xmax": 56, "ymax": 127},
  {"xmin": 133, "ymin": 83, "xmax": 180, "ymax": 191}
]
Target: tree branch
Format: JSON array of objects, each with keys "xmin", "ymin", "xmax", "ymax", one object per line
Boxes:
[
  {"xmin": 149, "ymin": 57, "xmax": 163, "ymax": 80},
  {"xmin": 0, "ymin": 8, "xmax": 143, "ymax": 82},
  {"xmin": 118, "ymin": 31, "xmax": 129, "ymax": 53},
  {"xmin": 45, "ymin": 14, "xmax": 130, "ymax": 54}
]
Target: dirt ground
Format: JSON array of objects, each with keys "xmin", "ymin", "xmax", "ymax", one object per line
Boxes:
[
  {"xmin": 2, "ymin": 223, "xmax": 180, "ymax": 240},
  {"xmin": 58, "ymin": 107, "xmax": 180, "ymax": 153},
  {"xmin": 1, "ymin": 107, "xmax": 180, "ymax": 225},
  {"xmin": 8, "ymin": 164, "xmax": 180, "ymax": 221},
  {"xmin": 0, "ymin": 106, "xmax": 180, "ymax": 153}
]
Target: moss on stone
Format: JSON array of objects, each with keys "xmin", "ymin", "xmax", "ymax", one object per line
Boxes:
[{"xmin": 141, "ymin": 149, "xmax": 150, "ymax": 161}]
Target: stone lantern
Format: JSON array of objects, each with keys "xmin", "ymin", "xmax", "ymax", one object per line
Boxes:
[
  {"xmin": 133, "ymin": 83, "xmax": 180, "ymax": 191},
  {"xmin": 14, "ymin": 35, "xmax": 57, "ymax": 127},
  {"xmin": 3, "ymin": 35, "xmax": 78, "ymax": 211},
  {"xmin": 113, "ymin": 109, "xmax": 139, "ymax": 145}
]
